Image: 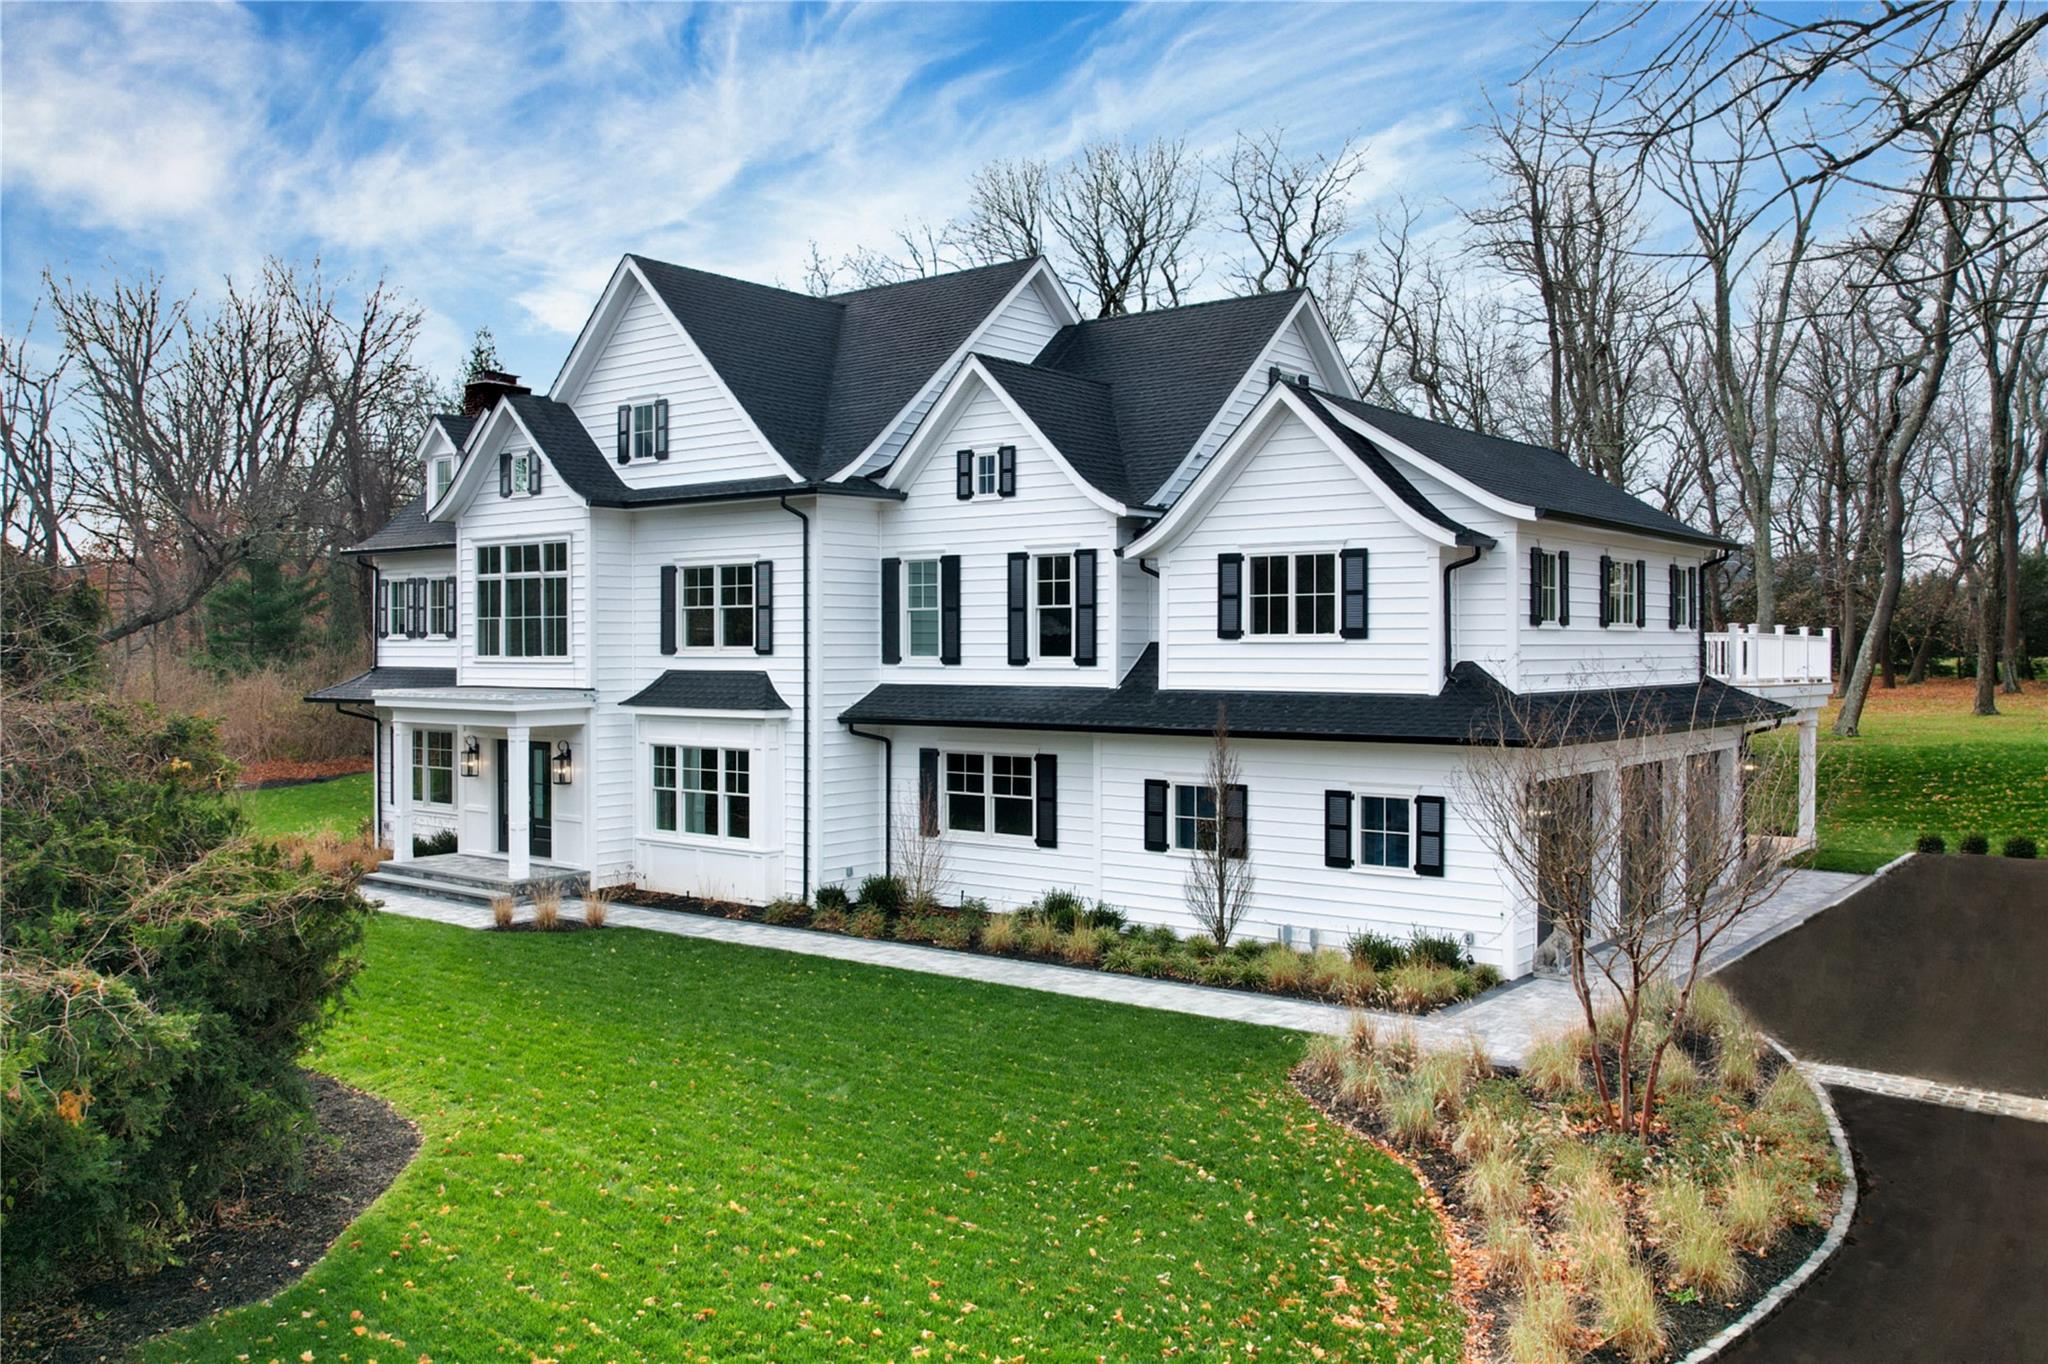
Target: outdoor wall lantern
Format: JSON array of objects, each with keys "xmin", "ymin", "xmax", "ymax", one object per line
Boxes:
[
  {"xmin": 461, "ymin": 736, "xmax": 482, "ymax": 778},
  {"xmin": 552, "ymin": 740, "xmax": 573, "ymax": 785}
]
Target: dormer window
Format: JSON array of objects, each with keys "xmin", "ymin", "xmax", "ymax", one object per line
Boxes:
[{"xmin": 429, "ymin": 456, "xmax": 455, "ymax": 505}]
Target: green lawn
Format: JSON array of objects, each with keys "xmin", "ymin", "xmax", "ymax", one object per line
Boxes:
[
  {"xmin": 236, "ymin": 772, "xmax": 372, "ymax": 839},
  {"xmin": 144, "ymin": 916, "xmax": 1460, "ymax": 1363},
  {"xmin": 1792, "ymin": 679, "xmax": 2048, "ymax": 873}
]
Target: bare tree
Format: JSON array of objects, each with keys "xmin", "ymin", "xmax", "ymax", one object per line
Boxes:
[
  {"xmin": 0, "ymin": 315, "xmax": 78, "ymax": 567},
  {"xmin": 957, "ymin": 157, "xmax": 1049, "ymax": 265},
  {"xmin": 1046, "ymin": 137, "xmax": 1207, "ymax": 316},
  {"xmin": 894, "ymin": 786, "xmax": 951, "ymax": 914},
  {"xmin": 1183, "ymin": 710, "xmax": 1253, "ymax": 947},
  {"xmin": 1463, "ymin": 685, "xmax": 1798, "ymax": 1135},
  {"xmin": 1220, "ymin": 129, "xmax": 1371, "ymax": 294}
]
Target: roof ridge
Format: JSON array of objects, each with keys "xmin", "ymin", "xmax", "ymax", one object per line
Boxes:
[
  {"xmin": 628, "ymin": 252, "xmax": 847, "ymax": 313},
  {"xmin": 1062, "ymin": 288, "xmax": 1306, "ymax": 329},
  {"xmin": 827, "ymin": 256, "xmax": 1037, "ymax": 300},
  {"xmin": 973, "ymin": 352, "xmax": 1115, "ymax": 390}
]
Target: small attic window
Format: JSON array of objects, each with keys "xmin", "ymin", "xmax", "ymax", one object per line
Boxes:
[{"xmin": 429, "ymin": 456, "xmax": 455, "ymax": 505}]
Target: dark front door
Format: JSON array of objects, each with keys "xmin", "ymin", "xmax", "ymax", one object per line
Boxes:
[{"xmin": 495, "ymin": 739, "xmax": 553, "ymax": 860}]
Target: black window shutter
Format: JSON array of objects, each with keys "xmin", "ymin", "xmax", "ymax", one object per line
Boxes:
[
  {"xmin": 998, "ymin": 444, "xmax": 1016, "ymax": 497},
  {"xmin": 616, "ymin": 405, "xmax": 631, "ymax": 464},
  {"xmin": 1006, "ymin": 552, "xmax": 1029, "ymax": 665},
  {"xmin": 1636, "ymin": 560, "xmax": 1647, "ymax": 628},
  {"xmin": 1034, "ymin": 753, "xmax": 1058, "ymax": 848},
  {"xmin": 1557, "ymin": 551, "xmax": 1571, "ymax": 625},
  {"xmin": 955, "ymin": 450, "xmax": 973, "ymax": 500},
  {"xmin": 1668, "ymin": 564, "xmax": 1681, "ymax": 628},
  {"xmin": 1217, "ymin": 553, "xmax": 1243, "ymax": 639},
  {"xmin": 879, "ymin": 557, "xmax": 901, "ymax": 664},
  {"xmin": 940, "ymin": 555, "xmax": 962, "ymax": 665},
  {"xmin": 1324, "ymin": 790, "xmax": 1353, "ymax": 868},
  {"xmin": 919, "ymin": 748, "xmax": 940, "ymax": 837},
  {"xmin": 1340, "ymin": 547, "xmax": 1369, "ymax": 639},
  {"xmin": 1414, "ymin": 796, "xmax": 1446, "ymax": 877},
  {"xmin": 1143, "ymin": 779, "xmax": 1169, "ymax": 851},
  {"xmin": 659, "ymin": 565, "xmax": 677, "ymax": 655},
  {"xmin": 499, "ymin": 452, "xmax": 512, "ymax": 497},
  {"xmin": 754, "ymin": 559, "xmax": 773, "ymax": 655},
  {"xmin": 1225, "ymin": 783, "xmax": 1249, "ymax": 860},
  {"xmin": 1074, "ymin": 549, "xmax": 1098, "ymax": 666},
  {"xmin": 529, "ymin": 457, "xmax": 542, "ymax": 495},
  {"xmin": 654, "ymin": 399, "xmax": 670, "ymax": 460},
  {"xmin": 408, "ymin": 578, "xmax": 425, "ymax": 637},
  {"xmin": 376, "ymin": 578, "xmax": 389, "ymax": 638},
  {"xmin": 444, "ymin": 576, "xmax": 458, "ymax": 636},
  {"xmin": 1529, "ymin": 546, "xmax": 1543, "ymax": 626},
  {"xmin": 1598, "ymin": 555, "xmax": 1612, "ymax": 627}
]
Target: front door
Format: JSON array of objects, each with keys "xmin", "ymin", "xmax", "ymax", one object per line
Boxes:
[{"xmin": 495, "ymin": 739, "xmax": 554, "ymax": 860}]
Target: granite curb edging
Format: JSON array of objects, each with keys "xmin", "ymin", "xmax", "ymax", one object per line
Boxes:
[{"xmin": 1675, "ymin": 1037, "xmax": 1859, "ymax": 1364}]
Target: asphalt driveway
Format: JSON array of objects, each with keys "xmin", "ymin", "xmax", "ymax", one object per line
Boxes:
[{"xmin": 1719, "ymin": 856, "xmax": 2048, "ymax": 1097}]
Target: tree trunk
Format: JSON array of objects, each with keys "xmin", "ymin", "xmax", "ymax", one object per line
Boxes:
[{"xmin": 1973, "ymin": 577, "xmax": 2001, "ymax": 715}]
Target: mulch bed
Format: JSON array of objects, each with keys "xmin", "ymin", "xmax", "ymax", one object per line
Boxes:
[
  {"xmin": 2, "ymin": 1072, "xmax": 420, "ymax": 1364},
  {"xmin": 490, "ymin": 918, "xmax": 596, "ymax": 932},
  {"xmin": 236, "ymin": 757, "xmax": 372, "ymax": 788},
  {"xmin": 1292, "ymin": 1064, "xmax": 1830, "ymax": 1364}
]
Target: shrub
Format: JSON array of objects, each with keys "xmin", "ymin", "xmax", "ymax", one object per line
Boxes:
[
  {"xmin": 814, "ymin": 884, "xmax": 851, "ymax": 912},
  {"xmin": 1034, "ymin": 887, "xmax": 1088, "ymax": 931},
  {"xmin": 1959, "ymin": 832, "xmax": 1990, "ymax": 855},
  {"xmin": 855, "ymin": 874, "xmax": 905, "ymax": 916},
  {"xmin": 1462, "ymin": 1151, "xmax": 1531, "ymax": 1221},
  {"xmin": 1, "ymin": 699, "xmax": 370, "ymax": 1293},
  {"xmin": 928, "ymin": 914, "xmax": 977, "ymax": 950},
  {"xmin": 1504, "ymin": 1281, "xmax": 1579, "ymax": 1364},
  {"xmin": 957, "ymin": 895, "xmax": 992, "ymax": 916},
  {"xmin": 1470, "ymin": 963, "xmax": 1504, "ymax": 992},
  {"xmin": 1082, "ymin": 900, "xmax": 1127, "ymax": 932},
  {"xmin": 1347, "ymin": 930, "xmax": 1405, "ymax": 971},
  {"xmin": 411, "ymin": 827, "xmax": 458, "ymax": 857},
  {"xmin": 2003, "ymin": 835, "xmax": 2038, "ymax": 859},
  {"xmin": 849, "ymin": 908, "xmax": 889, "ymax": 939},
  {"xmin": 491, "ymin": 894, "xmax": 516, "ymax": 929},
  {"xmin": 1408, "ymin": 930, "xmax": 1469, "ymax": 969},
  {"xmin": 810, "ymin": 907, "xmax": 846, "ymax": 934},
  {"xmin": 763, "ymin": 896, "xmax": 811, "ymax": 927},
  {"xmin": 531, "ymin": 886, "xmax": 562, "ymax": 930},
  {"xmin": 1591, "ymin": 1257, "xmax": 1667, "ymax": 1363},
  {"xmin": 979, "ymin": 912, "xmax": 1018, "ymax": 954},
  {"xmin": 581, "ymin": 885, "xmax": 610, "ymax": 929},
  {"xmin": 1915, "ymin": 833, "xmax": 1946, "ymax": 855}
]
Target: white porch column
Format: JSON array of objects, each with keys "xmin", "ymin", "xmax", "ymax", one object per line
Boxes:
[
  {"xmin": 506, "ymin": 723, "xmax": 532, "ymax": 881},
  {"xmin": 1796, "ymin": 712, "xmax": 1819, "ymax": 849},
  {"xmin": 392, "ymin": 720, "xmax": 415, "ymax": 859}
]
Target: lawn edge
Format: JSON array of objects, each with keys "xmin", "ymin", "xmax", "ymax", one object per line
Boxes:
[{"xmin": 1676, "ymin": 1037, "xmax": 1859, "ymax": 1364}]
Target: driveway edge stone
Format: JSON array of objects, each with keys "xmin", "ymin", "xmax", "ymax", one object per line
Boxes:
[{"xmin": 1678, "ymin": 1037, "xmax": 1859, "ymax": 1364}]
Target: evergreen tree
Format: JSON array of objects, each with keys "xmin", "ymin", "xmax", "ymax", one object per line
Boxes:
[
  {"xmin": 463, "ymin": 326, "xmax": 502, "ymax": 380},
  {"xmin": 0, "ymin": 545, "xmax": 107, "ymax": 694},
  {"xmin": 199, "ymin": 559, "xmax": 323, "ymax": 675}
]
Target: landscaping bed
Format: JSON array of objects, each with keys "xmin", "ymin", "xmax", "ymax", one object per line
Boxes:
[
  {"xmin": 2, "ymin": 1071, "xmax": 419, "ymax": 1364},
  {"xmin": 1293, "ymin": 982, "xmax": 1844, "ymax": 1363},
  {"xmin": 614, "ymin": 876, "xmax": 1503, "ymax": 1014}
]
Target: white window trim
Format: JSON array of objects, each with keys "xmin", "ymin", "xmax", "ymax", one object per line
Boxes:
[
  {"xmin": 1351, "ymin": 790, "xmax": 1416, "ymax": 875},
  {"xmin": 1027, "ymin": 547, "xmax": 1077, "ymax": 665},
  {"xmin": 972, "ymin": 448, "xmax": 1000, "ymax": 499},
  {"xmin": 429, "ymin": 456, "xmax": 455, "ymax": 506},
  {"xmin": 940, "ymin": 747, "xmax": 1039, "ymax": 843},
  {"xmin": 1534, "ymin": 549, "xmax": 1561, "ymax": 626},
  {"xmin": 675, "ymin": 561, "xmax": 758, "ymax": 653},
  {"xmin": 643, "ymin": 742, "xmax": 756, "ymax": 846},
  {"xmin": 1605, "ymin": 558, "xmax": 1640, "ymax": 628},
  {"xmin": 1241, "ymin": 547, "xmax": 1342, "ymax": 640},
  {"xmin": 628, "ymin": 396, "xmax": 663, "ymax": 462},
  {"xmin": 470, "ymin": 537, "xmax": 574, "ymax": 663},
  {"xmin": 411, "ymin": 727, "xmax": 456, "ymax": 809},
  {"xmin": 1164, "ymin": 778, "xmax": 1221, "ymax": 857},
  {"xmin": 1677, "ymin": 564, "xmax": 1699, "ymax": 629},
  {"xmin": 902, "ymin": 556, "xmax": 945, "ymax": 665}
]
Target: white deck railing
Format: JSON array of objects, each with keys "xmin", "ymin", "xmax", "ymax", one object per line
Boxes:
[{"xmin": 1705, "ymin": 623, "xmax": 1834, "ymax": 687}]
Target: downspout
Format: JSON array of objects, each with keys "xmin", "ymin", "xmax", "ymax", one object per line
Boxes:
[
  {"xmin": 1699, "ymin": 547, "xmax": 1735, "ymax": 680},
  {"xmin": 847, "ymin": 725, "xmax": 893, "ymax": 877},
  {"xmin": 1442, "ymin": 545, "xmax": 1483, "ymax": 680},
  {"xmin": 336, "ymin": 703, "xmax": 381, "ymax": 844},
  {"xmin": 778, "ymin": 495, "xmax": 812, "ymax": 897}
]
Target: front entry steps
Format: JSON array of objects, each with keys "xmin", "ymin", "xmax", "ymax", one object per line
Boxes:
[{"xmin": 363, "ymin": 853, "xmax": 586, "ymax": 907}]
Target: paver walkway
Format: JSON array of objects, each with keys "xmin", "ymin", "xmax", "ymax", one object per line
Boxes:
[
  {"xmin": 1799, "ymin": 1061, "xmax": 2048, "ymax": 1124},
  {"xmin": 367, "ymin": 865, "xmax": 1868, "ymax": 1067}
]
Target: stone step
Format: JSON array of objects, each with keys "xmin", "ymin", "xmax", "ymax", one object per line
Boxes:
[{"xmin": 380, "ymin": 860, "xmax": 586, "ymax": 896}]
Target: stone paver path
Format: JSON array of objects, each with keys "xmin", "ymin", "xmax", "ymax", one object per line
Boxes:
[
  {"xmin": 1799, "ymin": 1061, "xmax": 2048, "ymax": 1124},
  {"xmin": 367, "ymin": 865, "xmax": 1868, "ymax": 1068}
]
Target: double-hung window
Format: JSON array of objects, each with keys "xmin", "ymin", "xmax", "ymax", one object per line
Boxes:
[
  {"xmin": 508, "ymin": 451, "xmax": 536, "ymax": 495},
  {"xmin": 1358, "ymin": 795, "xmax": 1410, "ymax": 869},
  {"xmin": 1605, "ymin": 559, "xmax": 1638, "ymax": 626},
  {"xmin": 1677, "ymin": 565, "xmax": 1699, "ymax": 628},
  {"xmin": 650, "ymin": 745, "xmax": 750, "ymax": 839},
  {"xmin": 411, "ymin": 729, "xmax": 454, "ymax": 807},
  {"xmin": 1035, "ymin": 554, "xmax": 1073, "ymax": 658},
  {"xmin": 1173, "ymin": 784, "xmax": 1218, "ymax": 851},
  {"xmin": 429, "ymin": 577, "xmax": 454, "ymax": 637},
  {"xmin": 680, "ymin": 564, "xmax": 754, "ymax": 649},
  {"xmin": 429, "ymin": 456, "xmax": 455, "ymax": 505},
  {"xmin": 1247, "ymin": 552, "xmax": 1337, "ymax": 635},
  {"xmin": 905, "ymin": 559, "xmax": 941, "ymax": 658},
  {"xmin": 976, "ymin": 450, "xmax": 999, "ymax": 497},
  {"xmin": 943, "ymin": 751, "xmax": 1033, "ymax": 837},
  {"xmin": 631, "ymin": 401, "xmax": 661, "ymax": 460},
  {"xmin": 386, "ymin": 580, "xmax": 409, "ymax": 637},
  {"xmin": 1535, "ymin": 551, "xmax": 1560, "ymax": 624},
  {"xmin": 475, "ymin": 541, "xmax": 568, "ymax": 657}
]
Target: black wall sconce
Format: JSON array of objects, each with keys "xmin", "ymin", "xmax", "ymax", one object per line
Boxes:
[
  {"xmin": 552, "ymin": 740, "xmax": 573, "ymax": 785},
  {"xmin": 461, "ymin": 735, "xmax": 482, "ymax": 778}
]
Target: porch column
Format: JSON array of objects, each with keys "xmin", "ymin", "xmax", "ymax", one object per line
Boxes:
[
  {"xmin": 1796, "ymin": 712, "xmax": 1819, "ymax": 849},
  {"xmin": 506, "ymin": 722, "xmax": 532, "ymax": 881},
  {"xmin": 392, "ymin": 719, "xmax": 415, "ymax": 859}
]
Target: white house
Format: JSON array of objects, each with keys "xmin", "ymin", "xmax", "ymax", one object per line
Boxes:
[{"xmin": 313, "ymin": 253, "xmax": 1828, "ymax": 978}]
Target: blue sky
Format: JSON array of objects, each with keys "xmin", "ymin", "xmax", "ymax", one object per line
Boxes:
[{"xmin": 3, "ymin": 2, "xmax": 1627, "ymax": 386}]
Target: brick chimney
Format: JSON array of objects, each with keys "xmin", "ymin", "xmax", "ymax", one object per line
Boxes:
[{"xmin": 462, "ymin": 368, "xmax": 530, "ymax": 419}]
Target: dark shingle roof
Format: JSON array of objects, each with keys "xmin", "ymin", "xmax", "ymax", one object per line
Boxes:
[
  {"xmin": 432, "ymin": 412, "xmax": 477, "ymax": 448},
  {"xmin": 504, "ymin": 392, "xmax": 632, "ymax": 503},
  {"xmin": 628, "ymin": 254, "xmax": 1038, "ymax": 480},
  {"xmin": 1321, "ymin": 395, "xmax": 1727, "ymax": 547},
  {"xmin": 840, "ymin": 645, "xmax": 1785, "ymax": 744},
  {"xmin": 599, "ymin": 475, "xmax": 901, "ymax": 508},
  {"xmin": 346, "ymin": 495, "xmax": 454, "ymax": 554},
  {"xmin": 1032, "ymin": 291, "xmax": 1306, "ymax": 504},
  {"xmin": 973, "ymin": 355, "xmax": 1135, "ymax": 506},
  {"xmin": 1295, "ymin": 390, "xmax": 1490, "ymax": 546},
  {"xmin": 622, "ymin": 670, "xmax": 790, "ymax": 711},
  {"xmin": 306, "ymin": 667, "xmax": 457, "ymax": 703}
]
